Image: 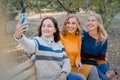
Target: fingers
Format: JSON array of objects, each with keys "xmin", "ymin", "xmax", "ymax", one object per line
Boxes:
[
  {"xmin": 106, "ymin": 70, "xmax": 117, "ymax": 79},
  {"xmin": 16, "ymin": 24, "xmax": 27, "ymax": 33},
  {"xmin": 76, "ymin": 63, "xmax": 83, "ymax": 70},
  {"xmin": 15, "ymin": 23, "xmax": 28, "ymax": 39},
  {"xmin": 78, "ymin": 65, "xmax": 83, "ymax": 70},
  {"xmin": 59, "ymin": 76, "xmax": 66, "ymax": 80},
  {"xmin": 59, "ymin": 72, "xmax": 67, "ymax": 80}
]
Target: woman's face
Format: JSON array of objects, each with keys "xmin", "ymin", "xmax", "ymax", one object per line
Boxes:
[
  {"xmin": 41, "ymin": 19, "xmax": 56, "ymax": 37},
  {"xmin": 66, "ymin": 17, "xmax": 78, "ymax": 33},
  {"xmin": 86, "ymin": 16, "xmax": 98, "ymax": 32}
]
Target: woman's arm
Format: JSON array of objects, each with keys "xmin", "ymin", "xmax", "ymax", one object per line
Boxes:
[
  {"xmin": 61, "ymin": 49, "xmax": 71, "ymax": 75},
  {"xmin": 14, "ymin": 23, "xmax": 36, "ymax": 54},
  {"xmin": 14, "ymin": 34, "xmax": 36, "ymax": 53},
  {"xmin": 75, "ymin": 36, "xmax": 83, "ymax": 70},
  {"xmin": 97, "ymin": 40, "xmax": 108, "ymax": 65},
  {"xmin": 59, "ymin": 41, "xmax": 71, "ymax": 75}
]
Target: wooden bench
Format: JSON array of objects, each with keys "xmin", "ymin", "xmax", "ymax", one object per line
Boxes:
[
  {"xmin": 6, "ymin": 33, "xmax": 38, "ymax": 80},
  {"xmin": 7, "ymin": 59, "xmax": 37, "ymax": 80}
]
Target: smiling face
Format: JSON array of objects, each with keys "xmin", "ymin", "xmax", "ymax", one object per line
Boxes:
[
  {"xmin": 66, "ymin": 17, "xmax": 78, "ymax": 33},
  {"xmin": 41, "ymin": 19, "xmax": 56, "ymax": 37},
  {"xmin": 86, "ymin": 16, "xmax": 98, "ymax": 32}
]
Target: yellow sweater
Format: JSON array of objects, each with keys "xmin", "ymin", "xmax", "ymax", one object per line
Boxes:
[
  {"xmin": 60, "ymin": 32, "xmax": 93, "ymax": 78},
  {"xmin": 60, "ymin": 32, "xmax": 81, "ymax": 66}
]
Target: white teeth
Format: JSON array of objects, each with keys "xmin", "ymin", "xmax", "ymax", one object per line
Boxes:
[
  {"xmin": 88, "ymin": 25, "xmax": 93, "ymax": 27},
  {"xmin": 43, "ymin": 31, "xmax": 49, "ymax": 33},
  {"xmin": 69, "ymin": 29, "xmax": 73, "ymax": 31},
  {"xmin": 68, "ymin": 28, "xmax": 73, "ymax": 30}
]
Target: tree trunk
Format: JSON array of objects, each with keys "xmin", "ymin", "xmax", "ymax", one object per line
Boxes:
[{"xmin": 56, "ymin": 0, "xmax": 72, "ymax": 14}]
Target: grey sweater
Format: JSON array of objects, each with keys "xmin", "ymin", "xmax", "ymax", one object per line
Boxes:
[{"xmin": 14, "ymin": 35, "xmax": 71, "ymax": 80}]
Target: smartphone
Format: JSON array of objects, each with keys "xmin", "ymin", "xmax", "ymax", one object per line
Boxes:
[{"xmin": 21, "ymin": 13, "xmax": 28, "ymax": 24}]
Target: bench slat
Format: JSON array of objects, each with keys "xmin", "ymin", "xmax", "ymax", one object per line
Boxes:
[
  {"xmin": 8, "ymin": 59, "xmax": 34, "ymax": 77},
  {"xmin": 7, "ymin": 59, "xmax": 37, "ymax": 80},
  {"xmin": 11, "ymin": 66, "xmax": 36, "ymax": 80}
]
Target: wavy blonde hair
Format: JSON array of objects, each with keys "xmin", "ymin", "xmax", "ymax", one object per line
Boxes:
[
  {"xmin": 86, "ymin": 13, "xmax": 108, "ymax": 43},
  {"xmin": 61, "ymin": 14, "xmax": 82, "ymax": 36}
]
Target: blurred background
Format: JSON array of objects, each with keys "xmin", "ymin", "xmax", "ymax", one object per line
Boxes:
[{"xmin": 0, "ymin": 0, "xmax": 120, "ymax": 80}]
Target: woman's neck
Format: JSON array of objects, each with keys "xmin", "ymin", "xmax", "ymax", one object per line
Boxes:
[
  {"xmin": 41, "ymin": 35, "xmax": 54, "ymax": 42},
  {"xmin": 88, "ymin": 30, "xmax": 98, "ymax": 40}
]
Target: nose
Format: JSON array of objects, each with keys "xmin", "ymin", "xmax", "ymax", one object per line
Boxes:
[
  {"xmin": 87, "ymin": 21, "xmax": 92, "ymax": 24},
  {"xmin": 69, "ymin": 23, "xmax": 73, "ymax": 27}
]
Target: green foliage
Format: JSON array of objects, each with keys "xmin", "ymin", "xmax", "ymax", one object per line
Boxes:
[
  {"xmin": 2, "ymin": 0, "xmax": 120, "ymax": 32},
  {"xmin": 55, "ymin": 0, "xmax": 120, "ymax": 32},
  {"xmin": 55, "ymin": 0, "xmax": 82, "ymax": 13},
  {"xmin": 90, "ymin": 0, "xmax": 120, "ymax": 32}
]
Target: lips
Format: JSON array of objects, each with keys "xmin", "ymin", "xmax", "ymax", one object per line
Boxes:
[
  {"xmin": 67, "ymin": 28, "xmax": 74, "ymax": 31},
  {"xmin": 42, "ymin": 30, "xmax": 50, "ymax": 34},
  {"xmin": 87, "ymin": 24, "xmax": 94, "ymax": 28}
]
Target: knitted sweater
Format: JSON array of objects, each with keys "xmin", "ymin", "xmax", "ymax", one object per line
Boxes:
[
  {"xmin": 14, "ymin": 35, "xmax": 71, "ymax": 80},
  {"xmin": 60, "ymin": 32, "xmax": 82, "ymax": 67},
  {"xmin": 81, "ymin": 30, "xmax": 109, "ymax": 73},
  {"xmin": 60, "ymin": 32, "xmax": 93, "ymax": 78}
]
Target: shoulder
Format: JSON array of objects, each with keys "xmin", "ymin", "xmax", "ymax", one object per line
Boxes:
[
  {"xmin": 57, "ymin": 40, "xmax": 65, "ymax": 50},
  {"xmin": 103, "ymin": 39, "xmax": 108, "ymax": 45},
  {"xmin": 82, "ymin": 30, "xmax": 89, "ymax": 39},
  {"xmin": 60, "ymin": 33, "xmax": 66, "ymax": 42},
  {"xmin": 60, "ymin": 33, "xmax": 64, "ymax": 38},
  {"xmin": 82, "ymin": 30, "xmax": 88, "ymax": 35},
  {"xmin": 57, "ymin": 40, "xmax": 64, "ymax": 47},
  {"xmin": 32, "ymin": 36, "xmax": 42, "ymax": 44},
  {"xmin": 32, "ymin": 36, "xmax": 40, "ymax": 40}
]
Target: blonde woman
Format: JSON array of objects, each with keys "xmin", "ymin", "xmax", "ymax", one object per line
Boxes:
[
  {"xmin": 81, "ymin": 13, "xmax": 117, "ymax": 80},
  {"xmin": 60, "ymin": 14, "xmax": 100, "ymax": 80}
]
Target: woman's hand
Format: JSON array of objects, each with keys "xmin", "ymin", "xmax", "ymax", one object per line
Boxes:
[
  {"xmin": 76, "ymin": 62, "xmax": 83, "ymax": 70},
  {"xmin": 106, "ymin": 70, "xmax": 117, "ymax": 79},
  {"xmin": 58, "ymin": 72, "xmax": 67, "ymax": 80},
  {"xmin": 15, "ymin": 23, "xmax": 28, "ymax": 39}
]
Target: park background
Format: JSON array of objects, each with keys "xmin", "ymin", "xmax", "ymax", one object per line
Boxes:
[{"xmin": 0, "ymin": 0, "xmax": 120, "ymax": 80}]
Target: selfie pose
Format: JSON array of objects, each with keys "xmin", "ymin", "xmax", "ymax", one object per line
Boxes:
[{"xmin": 14, "ymin": 17, "xmax": 71, "ymax": 80}]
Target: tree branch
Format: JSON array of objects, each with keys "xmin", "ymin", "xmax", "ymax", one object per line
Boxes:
[{"xmin": 56, "ymin": 0, "xmax": 72, "ymax": 14}]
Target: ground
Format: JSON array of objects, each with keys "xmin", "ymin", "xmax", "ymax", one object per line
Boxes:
[{"xmin": 108, "ymin": 28, "xmax": 120, "ymax": 79}]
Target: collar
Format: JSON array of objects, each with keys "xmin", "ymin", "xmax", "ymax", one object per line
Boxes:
[
  {"xmin": 66, "ymin": 31, "xmax": 77, "ymax": 39},
  {"xmin": 41, "ymin": 35, "xmax": 54, "ymax": 44}
]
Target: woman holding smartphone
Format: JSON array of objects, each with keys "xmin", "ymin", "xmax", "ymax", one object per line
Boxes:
[{"xmin": 14, "ymin": 16, "xmax": 86, "ymax": 80}]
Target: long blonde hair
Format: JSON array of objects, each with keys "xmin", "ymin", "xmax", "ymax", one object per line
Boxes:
[
  {"xmin": 86, "ymin": 13, "xmax": 108, "ymax": 43},
  {"xmin": 61, "ymin": 14, "xmax": 82, "ymax": 36}
]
